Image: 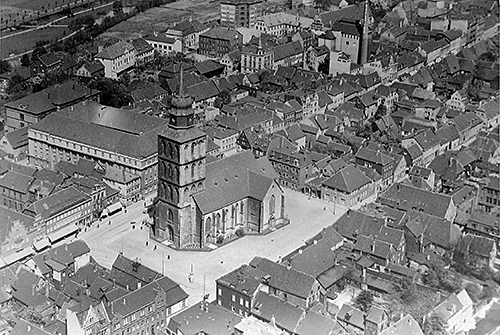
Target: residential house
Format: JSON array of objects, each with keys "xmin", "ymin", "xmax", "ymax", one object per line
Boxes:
[
  {"xmin": 131, "ymin": 38, "xmax": 154, "ymax": 66},
  {"xmin": 23, "ymin": 186, "xmax": 92, "ymax": 242},
  {"xmin": 477, "ymin": 177, "xmax": 499, "ymax": 213},
  {"xmin": 95, "ymin": 40, "xmax": 136, "ymax": 79},
  {"xmin": 378, "ymin": 183, "xmax": 457, "ymax": 222},
  {"xmin": 435, "ymin": 125, "xmax": 460, "ymax": 154},
  {"xmin": 451, "ymin": 112, "xmax": 484, "ymax": 145},
  {"xmin": 75, "ymin": 61, "xmax": 105, "ymax": 79},
  {"xmin": 34, "ymin": 52, "xmax": 62, "ymax": 74},
  {"xmin": 431, "ymin": 289, "xmax": 474, "ymax": 335},
  {"xmin": 465, "ymin": 212, "xmax": 500, "ymax": 247},
  {"xmin": 221, "ymin": 50, "xmax": 242, "ymax": 74},
  {"xmin": 0, "ymin": 126, "xmax": 29, "ymax": 161},
  {"xmin": 401, "ymin": 129, "xmax": 441, "ymax": 166},
  {"xmin": 168, "ymin": 301, "xmax": 241, "ymax": 335},
  {"xmin": 337, "ymin": 305, "xmax": 389, "ymax": 335},
  {"xmin": 206, "ymin": 127, "xmax": 239, "ymax": 157},
  {"xmin": 321, "ymin": 164, "xmax": 376, "ymax": 208},
  {"xmin": 0, "ymin": 207, "xmax": 36, "ymax": 257},
  {"xmin": 165, "ymin": 19, "xmax": 207, "ymax": 52},
  {"xmin": 475, "ymin": 97, "xmax": 500, "ymax": 131},
  {"xmin": 199, "ymin": 27, "xmax": 243, "ymax": 58},
  {"xmin": 268, "ymin": 145, "xmax": 313, "ymax": 191},
  {"xmin": 249, "ymin": 257, "xmax": 321, "ymax": 309},
  {"xmin": 272, "ymin": 41, "xmax": 304, "ymax": 69},
  {"xmin": 379, "ymin": 314, "xmax": 424, "ymax": 335},
  {"xmin": 446, "ymin": 89, "xmax": 468, "ymax": 112},
  {"xmin": 0, "ymin": 169, "xmax": 33, "ymax": 212},
  {"xmin": 102, "ymin": 165, "xmax": 141, "ymax": 205},
  {"xmin": 355, "ymin": 147, "xmax": 395, "ymax": 190}
]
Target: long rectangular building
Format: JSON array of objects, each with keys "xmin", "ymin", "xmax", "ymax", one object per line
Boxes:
[{"xmin": 28, "ymin": 101, "xmax": 170, "ymax": 202}]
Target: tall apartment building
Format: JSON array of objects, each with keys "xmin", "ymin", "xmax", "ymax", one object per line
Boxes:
[
  {"xmin": 28, "ymin": 101, "xmax": 170, "ymax": 203},
  {"xmin": 220, "ymin": 0, "xmax": 263, "ymax": 28}
]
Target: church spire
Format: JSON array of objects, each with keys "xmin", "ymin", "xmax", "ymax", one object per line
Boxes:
[
  {"xmin": 179, "ymin": 64, "xmax": 185, "ymax": 96},
  {"xmin": 361, "ymin": 1, "xmax": 370, "ymax": 65}
]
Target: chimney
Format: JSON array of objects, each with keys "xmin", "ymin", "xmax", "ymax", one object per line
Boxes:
[
  {"xmin": 286, "ymin": 260, "xmax": 292, "ymax": 270},
  {"xmin": 123, "ymin": 298, "xmax": 126, "ymax": 305},
  {"xmin": 138, "ymin": 282, "xmax": 142, "ymax": 289},
  {"xmin": 313, "ymin": 240, "xmax": 318, "ymax": 245}
]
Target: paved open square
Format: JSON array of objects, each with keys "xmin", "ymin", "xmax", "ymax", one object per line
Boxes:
[{"xmin": 80, "ymin": 189, "xmax": 348, "ymax": 305}]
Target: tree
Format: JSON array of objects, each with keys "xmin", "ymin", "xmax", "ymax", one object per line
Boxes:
[
  {"xmin": 214, "ymin": 89, "xmax": 231, "ymax": 109},
  {"xmin": 31, "ymin": 45, "xmax": 48, "ymax": 63},
  {"xmin": 318, "ymin": 59, "xmax": 329, "ymax": 74},
  {"xmin": 21, "ymin": 54, "xmax": 31, "ymax": 67},
  {"xmin": 88, "ymin": 77, "xmax": 131, "ymax": 108},
  {"xmin": 0, "ymin": 59, "xmax": 11, "ymax": 73},
  {"xmin": 422, "ymin": 313, "xmax": 447, "ymax": 335},
  {"xmin": 353, "ymin": 290, "xmax": 374, "ymax": 313}
]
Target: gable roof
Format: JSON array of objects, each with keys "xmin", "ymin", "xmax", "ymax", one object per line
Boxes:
[
  {"xmin": 250, "ymin": 257, "xmax": 316, "ymax": 299},
  {"xmin": 95, "ymin": 40, "xmax": 135, "ymax": 60},
  {"xmin": 322, "ymin": 165, "xmax": 372, "ymax": 193},
  {"xmin": 193, "ymin": 151, "xmax": 277, "ymax": 214}
]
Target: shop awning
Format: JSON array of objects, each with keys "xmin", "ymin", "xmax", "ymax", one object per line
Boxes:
[
  {"xmin": 3, "ymin": 248, "xmax": 34, "ymax": 266},
  {"xmin": 48, "ymin": 225, "xmax": 79, "ymax": 243},
  {"xmin": 107, "ymin": 202, "xmax": 123, "ymax": 214},
  {"xmin": 33, "ymin": 237, "xmax": 51, "ymax": 251}
]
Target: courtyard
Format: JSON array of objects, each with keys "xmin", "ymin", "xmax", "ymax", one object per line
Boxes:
[{"xmin": 80, "ymin": 189, "xmax": 349, "ymax": 305}]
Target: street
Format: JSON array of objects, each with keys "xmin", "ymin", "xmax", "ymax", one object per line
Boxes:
[{"xmin": 80, "ymin": 189, "xmax": 350, "ymax": 305}]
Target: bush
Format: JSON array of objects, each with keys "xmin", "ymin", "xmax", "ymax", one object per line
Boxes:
[{"xmin": 216, "ymin": 235, "xmax": 224, "ymax": 244}]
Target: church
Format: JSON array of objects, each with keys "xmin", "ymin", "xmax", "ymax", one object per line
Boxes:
[{"xmin": 150, "ymin": 74, "xmax": 287, "ymax": 249}]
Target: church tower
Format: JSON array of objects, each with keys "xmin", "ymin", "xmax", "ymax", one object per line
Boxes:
[{"xmin": 152, "ymin": 69, "xmax": 206, "ymax": 248}]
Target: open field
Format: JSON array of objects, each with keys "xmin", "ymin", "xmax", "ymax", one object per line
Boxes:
[
  {"xmin": 102, "ymin": 0, "xmax": 219, "ymax": 39},
  {"xmin": 0, "ymin": 26, "xmax": 66, "ymax": 58}
]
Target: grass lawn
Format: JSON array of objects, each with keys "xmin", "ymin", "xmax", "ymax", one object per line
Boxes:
[
  {"xmin": 2, "ymin": 0, "xmax": 76, "ymax": 11},
  {"xmin": 0, "ymin": 27, "xmax": 67, "ymax": 58}
]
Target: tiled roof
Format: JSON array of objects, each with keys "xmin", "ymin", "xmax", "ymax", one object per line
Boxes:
[
  {"xmin": 0, "ymin": 170, "xmax": 33, "ymax": 193},
  {"xmin": 320, "ymin": 3, "xmax": 370, "ymax": 27},
  {"xmin": 131, "ymin": 38, "xmax": 154, "ymax": 54},
  {"xmin": 322, "ymin": 165, "xmax": 372, "ymax": 193},
  {"xmin": 252, "ymin": 291, "xmax": 303, "ymax": 332},
  {"xmin": 379, "ymin": 183, "xmax": 454, "ymax": 219},
  {"xmin": 194, "ymin": 60, "xmax": 225, "ymax": 75},
  {"xmin": 95, "ymin": 40, "xmax": 135, "ymax": 60},
  {"xmin": 24, "ymin": 186, "xmax": 90, "ymax": 220},
  {"xmin": 273, "ymin": 41, "xmax": 303, "ymax": 61},
  {"xmin": 201, "ymin": 27, "xmax": 242, "ymax": 40},
  {"xmin": 288, "ymin": 226, "xmax": 344, "ymax": 277},
  {"xmin": 250, "ymin": 257, "xmax": 316, "ymax": 299},
  {"xmin": 356, "ymin": 147, "xmax": 394, "ymax": 165},
  {"xmin": 193, "ymin": 151, "xmax": 277, "ymax": 214},
  {"xmin": 379, "ymin": 315, "xmax": 423, "ymax": 335},
  {"xmin": 32, "ymin": 101, "xmax": 169, "ymax": 159},
  {"xmin": 333, "ymin": 210, "xmax": 385, "ymax": 240},
  {"xmin": 186, "ymin": 81, "xmax": 220, "ymax": 102},
  {"xmin": 169, "ymin": 302, "xmax": 241, "ymax": 335}
]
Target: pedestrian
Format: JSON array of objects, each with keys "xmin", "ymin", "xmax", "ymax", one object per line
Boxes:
[
  {"xmin": 153, "ymin": 245, "xmax": 157, "ymax": 251},
  {"xmin": 146, "ymin": 241, "xmax": 149, "ymax": 246},
  {"xmin": 167, "ymin": 255, "xmax": 170, "ymax": 260}
]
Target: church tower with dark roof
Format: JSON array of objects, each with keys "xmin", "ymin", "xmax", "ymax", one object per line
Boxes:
[{"xmin": 152, "ymin": 68, "xmax": 206, "ymax": 248}]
